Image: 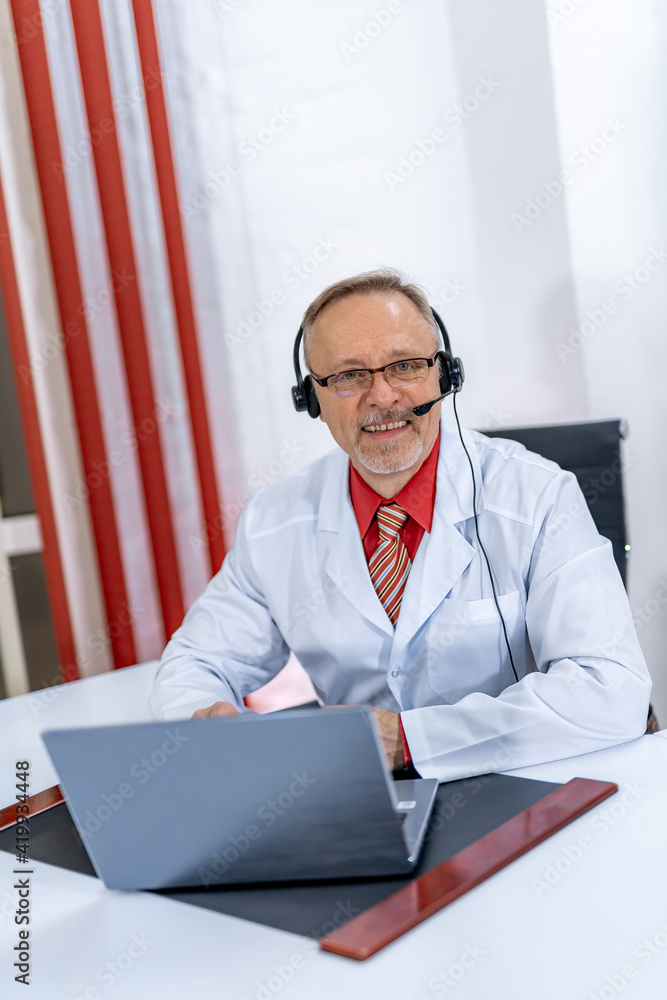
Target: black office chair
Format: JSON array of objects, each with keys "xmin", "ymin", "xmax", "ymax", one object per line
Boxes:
[{"xmin": 480, "ymin": 419, "xmax": 659, "ymax": 734}]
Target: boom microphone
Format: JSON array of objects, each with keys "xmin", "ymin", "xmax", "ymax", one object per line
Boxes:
[{"xmin": 412, "ymin": 393, "xmax": 451, "ymax": 417}]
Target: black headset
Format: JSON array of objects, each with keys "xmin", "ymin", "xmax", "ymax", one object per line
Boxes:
[{"xmin": 291, "ymin": 308, "xmax": 464, "ymax": 419}]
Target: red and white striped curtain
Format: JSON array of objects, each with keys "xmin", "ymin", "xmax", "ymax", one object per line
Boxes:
[{"xmin": 0, "ymin": 0, "xmax": 228, "ymax": 679}]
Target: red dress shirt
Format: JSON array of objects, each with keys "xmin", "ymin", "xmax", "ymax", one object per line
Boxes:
[{"xmin": 348, "ymin": 431, "xmax": 440, "ymax": 768}]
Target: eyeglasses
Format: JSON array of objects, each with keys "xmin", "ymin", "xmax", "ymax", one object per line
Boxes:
[{"xmin": 309, "ymin": 355, "xmax": 439, "ymax": 398}]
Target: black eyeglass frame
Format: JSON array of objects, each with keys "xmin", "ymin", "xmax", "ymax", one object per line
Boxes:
[{"xmin": 308, "ymin": 354, "xmax": 441, "ymax": 392}]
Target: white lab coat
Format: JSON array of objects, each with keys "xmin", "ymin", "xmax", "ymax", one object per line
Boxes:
[{"xmin": 151, "ymin": 416, "xmax": 651, "ymax": 782}]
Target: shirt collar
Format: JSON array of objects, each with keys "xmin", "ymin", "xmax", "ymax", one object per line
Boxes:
[{"xmin": 348, "ymin": 429, "xmax": 440, "ymax": 540}]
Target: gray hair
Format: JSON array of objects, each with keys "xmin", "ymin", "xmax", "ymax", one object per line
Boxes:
[{"xmin": 301, "ymin": 268, "xmax": 440, "ymax": 368}]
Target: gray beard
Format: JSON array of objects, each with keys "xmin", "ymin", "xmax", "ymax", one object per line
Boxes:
[{"xmin": 353, "ymin": 432, "xmax": 424, "ymax": 475}]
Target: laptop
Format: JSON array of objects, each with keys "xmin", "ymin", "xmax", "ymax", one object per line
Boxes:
[{"xmin": 42, "ymin": 705, "xmax": 438, "ymax": 890}]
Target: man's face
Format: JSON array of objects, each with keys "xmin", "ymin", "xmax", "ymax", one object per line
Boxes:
[{"xmin": 307, "ymin": 292, "xmax": 442, "ymax": 480}]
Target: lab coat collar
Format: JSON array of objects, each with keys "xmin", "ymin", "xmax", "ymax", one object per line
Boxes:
[
  {"xmin": 434, "ymin": 414, "xmax": 487, "ymax": 524},
  {"xmin": 317, "ymin": 414, "xmax": 485, "ymax": 643}
]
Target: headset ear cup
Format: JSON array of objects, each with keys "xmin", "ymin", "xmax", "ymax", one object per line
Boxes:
[
  {"xmin": 436, "ymin": 351, "xmax": 450, "ymax": 395},
  {"xmin": 291, "ymin": 385, "xmax": 307, "ymax": 412},
  {"xmin": 450, "ymin": 357, "xmax": 464, "ymax": 392},
  {"xmin": 304, "ymin": 375, "xmax": 321, "ymax": 419}
]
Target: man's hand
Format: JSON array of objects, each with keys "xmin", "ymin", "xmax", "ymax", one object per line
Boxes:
[
  {"xmin": 192, "ymin": 702, "xmax": 404, "ymax": 769},
  {"xmin": 370, "ymin": 707, "xmax": 405, "ymax": 771},
  {"xmin": 192, "ymin": 701, "xmax": 241, "ymax": 719}
]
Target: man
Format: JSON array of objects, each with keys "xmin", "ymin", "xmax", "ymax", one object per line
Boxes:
[{"xmin": 151, "ymin": 269, "xmax": 650, "ymax": 782}]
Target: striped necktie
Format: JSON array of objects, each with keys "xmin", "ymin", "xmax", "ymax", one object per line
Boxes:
[{"xmin": 368, "ymin": 503, "xmax": 411, "ymax": 626}]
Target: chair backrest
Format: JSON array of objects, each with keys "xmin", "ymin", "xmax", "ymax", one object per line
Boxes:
[{"xmin": 480, "ymin": 420, "xmax": 629, "ymax": 587}]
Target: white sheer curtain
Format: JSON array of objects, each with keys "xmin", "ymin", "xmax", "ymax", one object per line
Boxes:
[{"xmin": 546, "ymin": 0, "xmax": 667, "ymax": 723}]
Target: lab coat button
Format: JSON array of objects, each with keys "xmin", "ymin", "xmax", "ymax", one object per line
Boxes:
[{"xmin": 391, "ymin": 669, "xmax": 398, "ymax": 678}]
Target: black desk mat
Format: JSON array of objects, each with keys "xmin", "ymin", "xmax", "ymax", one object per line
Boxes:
[{"xmin": 0, "ymin": 773, "xmax": 559, "ymax": 938}]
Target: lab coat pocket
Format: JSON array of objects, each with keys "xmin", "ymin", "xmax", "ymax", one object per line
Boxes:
[{"xmin": 426, "ymin": 590, "xmax": 525, "ymax": 702}]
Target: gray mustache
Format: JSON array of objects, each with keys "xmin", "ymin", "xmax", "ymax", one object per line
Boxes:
[{"xmin": 357, "ymin": 410, "xmax": 415, "ymax": 431}]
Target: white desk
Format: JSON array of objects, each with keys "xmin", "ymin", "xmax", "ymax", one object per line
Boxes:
[{"xmin": 1, "ymin": 665, "xmax": 666, "ymax": 1000}]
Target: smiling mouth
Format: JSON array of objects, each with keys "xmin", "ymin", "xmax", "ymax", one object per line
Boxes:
[{"xmin": 361, "ymin": 419, "xmax": 409, "ymax": 434}]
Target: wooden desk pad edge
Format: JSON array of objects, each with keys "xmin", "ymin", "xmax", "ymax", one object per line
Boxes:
[
  {"xmin": 318, "ymin": 776, "xmax": 617, "ymax": 960},
  {"xmin": 0, "ymin": 784, "xmax": 64, "ymax": 831}
]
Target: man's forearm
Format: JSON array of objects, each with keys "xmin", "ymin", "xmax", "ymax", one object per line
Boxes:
[
  {"xmin": 401, "ymin": 656, "xmax": 650, "ymax": 782},
  {"xmin": 150, "ymin": 648, "xmax": 244, "ymax": 720}
]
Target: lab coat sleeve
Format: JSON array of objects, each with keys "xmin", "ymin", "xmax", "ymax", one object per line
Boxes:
[
  {"xmin": 150, "ymin": 499, "xmax": 290, "ymax": 720},
  {"xmin": 400, "ymin": 471, "xmax": 652, "ymax": 782}
]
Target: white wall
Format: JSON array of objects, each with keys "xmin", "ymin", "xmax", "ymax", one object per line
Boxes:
[
  {"xmin": 149, "ymin": 0, "xmax": 667, "ymax": 720},
  {"xmin": 546, "ymin": 0, "xmax": 667, "ymax": 722}
]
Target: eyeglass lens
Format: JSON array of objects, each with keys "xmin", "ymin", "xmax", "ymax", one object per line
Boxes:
[{"xmin": 329, "ymin": 359, "xmax": 430, "ymax": 397}]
